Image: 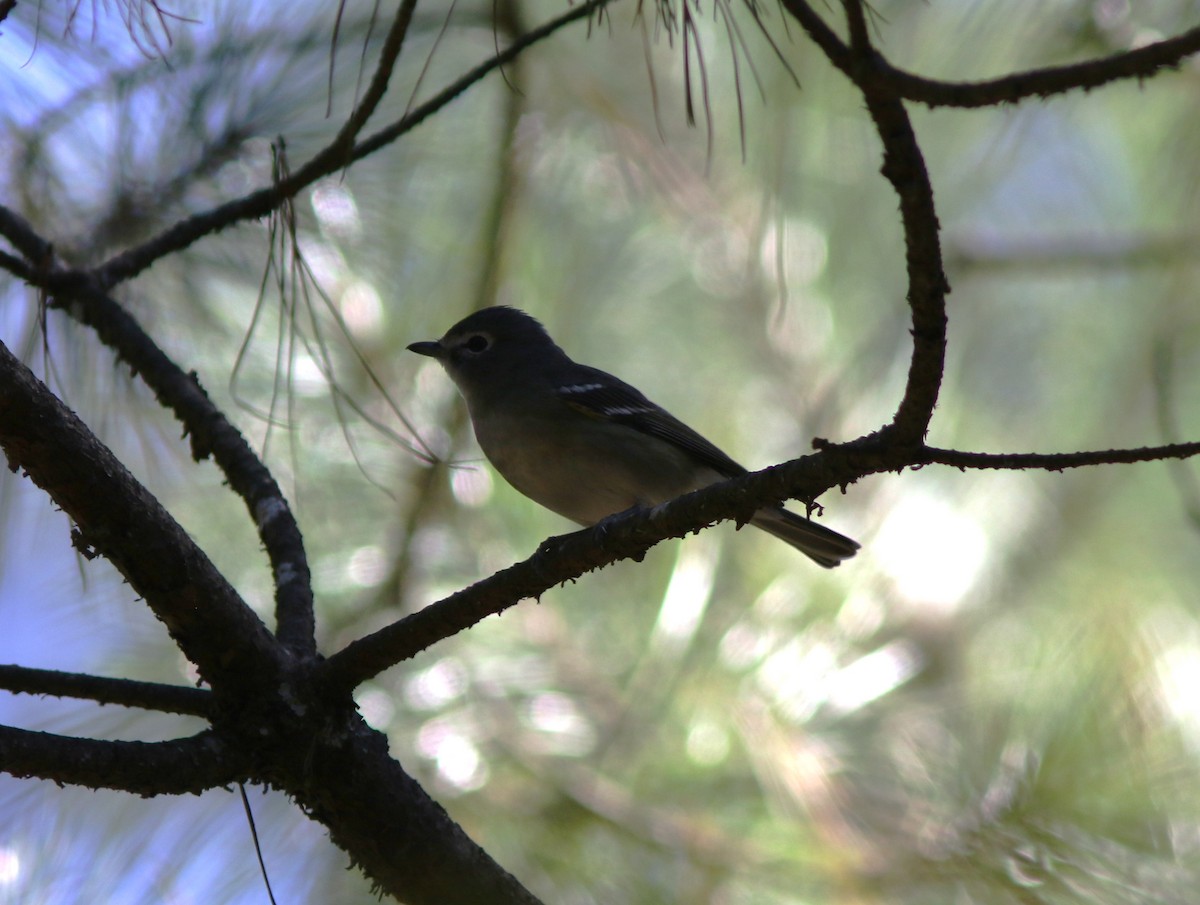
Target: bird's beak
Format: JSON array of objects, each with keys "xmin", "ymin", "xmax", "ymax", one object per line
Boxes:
[{"xmin": 407, "ymin": 340, "xmax": 444, "ymax": 359}]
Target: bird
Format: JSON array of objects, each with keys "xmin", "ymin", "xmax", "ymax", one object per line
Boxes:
[{"xmin": 408, "ymin": 306, "xmax": 858, "ymax": 567}]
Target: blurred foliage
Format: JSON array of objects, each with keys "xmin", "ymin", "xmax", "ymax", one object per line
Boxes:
[{"xmin": 3, "ymin": 0, "xmax": 1200, "ymax": 902}]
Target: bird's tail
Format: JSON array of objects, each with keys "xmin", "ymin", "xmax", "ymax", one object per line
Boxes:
[{"xmin": 750, "ymin": 507, "xmax": 860, "ymax": 568}]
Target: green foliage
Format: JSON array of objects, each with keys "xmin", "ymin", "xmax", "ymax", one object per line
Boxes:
[{"xmin": 3, "ymin": 0, "xmax": 1200, "ymax": 902}]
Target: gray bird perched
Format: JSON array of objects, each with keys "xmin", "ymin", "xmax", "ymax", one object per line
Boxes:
[{"xmin": 408, "ymin": 306, "xmax": 859, "ymax": 567}]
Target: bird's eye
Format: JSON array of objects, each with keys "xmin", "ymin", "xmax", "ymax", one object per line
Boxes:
[{"xmin": 464, "ymin": 334, "xmax": 490, "ymax": 354}]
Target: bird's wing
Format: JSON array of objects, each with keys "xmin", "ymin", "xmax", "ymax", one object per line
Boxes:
[{"xmin": 555, "ymin": 368, "xmax": 747, "ymax": 478}]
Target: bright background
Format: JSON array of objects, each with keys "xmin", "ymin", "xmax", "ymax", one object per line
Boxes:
[{"xmin": 3, "ymin": 1, "xmax": 1200, "ymax": 902}]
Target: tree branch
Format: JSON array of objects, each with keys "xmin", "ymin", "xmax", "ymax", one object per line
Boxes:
[
  {"xmin": 0, "ymin": 664, "xmax": 212, "ymax": 717},
  {"xmin": 888, "ymin": 24, "xmax": 1200, "ymax": 109},
  {"xmin": 0, "ymin": 205, "xmax": 53, "ymax": 264},
  {"xmin": 92, "ymin": 0, "xmax": 615, "ymax": 289},
  {"xmin": 0, "ymin": 337, "xmax": 286, "ymax": 692},
  {"xmin": 829, "ymin": 0, "xmax": 949, "ymax": 443},
  {"xmin": 1, "ymin": 183, "xmax": 317, "ymax": 650},
  {"xmin": 773, "ymin": 3, "xmax": 1200, "ymax": 108},
  {"xmin": 324, "ymin": 420, "xmax": 1200, "ymax": 690},
  {"xmin": 287, "ymin": 714, "xmax": 543, "ymax": 905},
  {"xmin": 0, "ymin": 337, "xmax": 544, "ymax": 902},
  {"xmin": 0, "ymin": 727, "xmax": 246, "ymax": 795},
  {"xmin": 919, "ymin": 442, "xmax": 1200, "ymax": 471},
  {"xmin": 326, "ymin": 0, "xmax": 419, "ymax": 159},
  {"xmin": 0, "ymin": 229, "xmax": 318, "ymax": 654},
  {"xmin": 319, "ymin": 450, "xmax": 863, "ymax": 691},
  {"xmin": 777, "ymin": 0, "xmax": 851, "ymax": 77}
]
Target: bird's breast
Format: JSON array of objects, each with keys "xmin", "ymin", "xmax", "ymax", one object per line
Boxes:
[{"xmin": 469, "ymin": 405, "xmax": 709, "ymax": 526}]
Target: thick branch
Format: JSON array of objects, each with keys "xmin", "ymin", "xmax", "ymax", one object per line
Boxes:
[
  {"xmin": 0, "ymin": 213, "xmax": 317, "ymax": 652},
  {"xmin": 0, "ymin": 727, "xmax": 246, "ymax": 795},
  {"xmin": 0, "ymin": 338, "xmax": 285, "ymax": 692},
  {"xmin": 287, "ymin": 714, "xmax": 542, "ymax": 905},
  {"xmin": 0, "ymin": 206, "xmax": 53, "ymax": 264},
  {"xmin": 0, "ymin": 664, "xmax": 212, "ymax": 717},
  {"xmin": 0, "ymin": 338, "xmax": 543, "ymax": 900}
]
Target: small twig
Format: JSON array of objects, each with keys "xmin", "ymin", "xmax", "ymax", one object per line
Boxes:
[
  {"xmin": 240, "ymin": 783, "xmax": 279, "ymax": 905},
  {"xmin": 327, "ymin": 0, "xmax": 419, "ymax": 162},
  {"xmin": 919, "ymin": 443, "xmax": 1200, "ymax": 471}
]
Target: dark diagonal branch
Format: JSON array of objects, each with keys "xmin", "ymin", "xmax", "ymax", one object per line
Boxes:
[
  {"xmin": 0, "ymin": 338, "xmax": 284, "ymax": 691},
  {"xmin": 0, "ymin": 325, "xmax": 543, "ymax": 902},
  {"xmin": 92, "ymin": 0, "xmax": 614, "ymax": 289},
  {"xmin": 0, "ymin": 212, "xmax": 315, "ymax": 652},
  {"xmin": 55, "ymin": 275, "xmax": 316, "ymax": 654},
  {"xmin": 0, "ymin": 249, "xmax": 31, "ymax": 279},
  {"xmin": 0, "ymin": 206, "xmax": 53, "ymax": 265},
  {"xmin": 326, "ymin": 0, "xmax": 418, "ymax": 159},
  {"xmin": 888, "ymin": 24, "xmax": 1200, "ymax": 109},
  {"xmin": 0, "ymin": 726, "xmax": 247, "ymax": 795},
  {"xmin": 0, "ymin": 664, "xmax": 212, "ymax": 717},
  {"xmin": 777, "ymin": 0, "xmax": 851, "ymax": 76},
  {"xmin": 319, "ymin": 449, "xmax": 861, "ymax": 691},
  {"xmin": 0, "ymin": 335, "xmax": 546, "ymax": 903},
  {"xmin": 773, "ymin": 3, "xmax": 1200, "ymax": 109},
  {"xmin": 324, "ymin": 422, "xmax": 1200, "ymax": 689},
  {"xmin": 290, "ymin": 716, "xmax": 542, "ymax": 905},
  {"xmin": 840, "ymin": 0, "xmax": 870, "ymax": 50}
]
